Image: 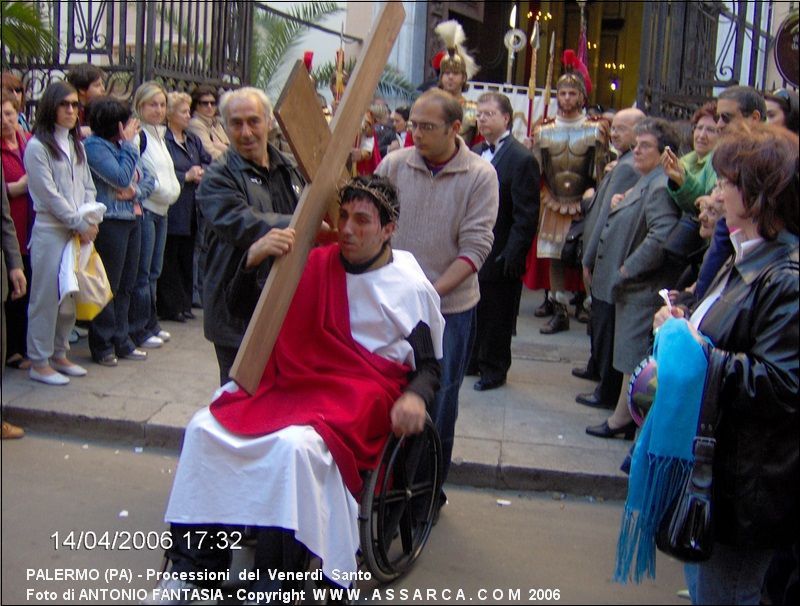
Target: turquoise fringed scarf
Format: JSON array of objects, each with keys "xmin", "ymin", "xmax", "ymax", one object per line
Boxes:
[{"xmin": 614, "ymin": 318, "xmax": 709, "ymax": 583}]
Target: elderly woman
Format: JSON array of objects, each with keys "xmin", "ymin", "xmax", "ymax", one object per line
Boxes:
[
  {"xmin": 586, "ymin": 118, "xmax": 681, "ymax": 439},
  {"xmin": 1, "ymin": 72, "xmax": 30, "ymax": 133},
  {"xmin": 187, "ymin": 84, "xmax": 229, "ymax": 160},
  {"xmin": 130, "ymin": 81, "xmax": 180, "ymax": 350},
  {"xmin": 84, "ymin": 97, "xmax": 155, "ymax": 366},
  {"xmin": 1, "ymin": 87, "xmax": 33, "ymax": 369},
  {"xmin": 764, "ymin": 88, "xmax": 799, "ymax": 135},
  {"xmin": 159, "ymin": 92, "xmax": 211, "ymax": 322},
  {"xmin": 24, "ymin": 82, "xmax": 101, "ymax": 385},
  {"xmin": 653, "ymin": 122, "xmax": 798, "ymax": 605},
  {"xmin": 661, "ymin": 101, "xmax": 719, "ymax": 215}
]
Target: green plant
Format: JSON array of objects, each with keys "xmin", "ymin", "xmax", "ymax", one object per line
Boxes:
[
  {"xmin": 312, "ymin": 58, "xmax": 417, "ymax": 104},
  {"xmin": 251, "ymin": 1, "xmax": 343, "ymax": 97},
  {"xmin": 0, "ymin": 0, "xmax": 56, "ymax": 65}
]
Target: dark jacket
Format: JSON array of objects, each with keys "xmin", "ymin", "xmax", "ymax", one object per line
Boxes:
[
  {"xmin": 165, "ymin": 129, "xmax": 212, "ymax": 236},
  {"xmin": 697, "ymin": 230, "xmax": 799, "ymax": 549},
  {"xmin": 471, "ymin": 137, "xmax": 539, "ymax": 281},
  {"xmin": 196, "ymin": 144, "xmax": 304, "ymax": 348}
]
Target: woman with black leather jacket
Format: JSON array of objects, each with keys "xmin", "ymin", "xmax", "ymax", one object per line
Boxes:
[{"xmin": 653, "ymin": 121, "xmax": 798, "ymax": 605}]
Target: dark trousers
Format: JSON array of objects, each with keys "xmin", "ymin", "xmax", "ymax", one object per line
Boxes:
[
  {"xmin": 167, "ymin": 524, "xmax": 307, "ymax": 590},
  {"xmin": 89, "ymin": 218, "xmax": 141, "ymax": 359},
  {"xmin": 432, "ymin": 308, "xmax": 476, "ymax": 483},
  {"xmin": 4, "ymin": 254, "xmax": 31, "ymax": 361},
  {"xmin": 470, "ymin": 279, "xmax": 521, "ymax": 382},
  {"xmin": 589, "ymin": 298, "xmax": 623, "ymax": 406},
  {"xmin": 157, "ymin": 233, "xmax": 195, "ymax": 318},
  {"xmin": 214, "ymin": 343, "xmax": 239, "ymax": 386}
]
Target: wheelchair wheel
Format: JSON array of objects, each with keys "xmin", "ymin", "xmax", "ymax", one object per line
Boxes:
[{"xmin": 359, "ymin": 417, "xmax": 443, "ymax": 583}]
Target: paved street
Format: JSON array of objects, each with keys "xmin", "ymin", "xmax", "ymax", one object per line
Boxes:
[
  {"xmin": 0, "ymin": 435, "xmax": 686, "ymax": 605},
  {"xmin": 1, "ymin": 289, "xmax": 635, "ymax": 498}
]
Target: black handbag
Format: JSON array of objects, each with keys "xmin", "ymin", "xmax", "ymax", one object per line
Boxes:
[
  {"xmin": 656, "ymin": 350, "xmax": 724, "ymax": 562},
  {"xmin": 561, "ymin": 218, "xmax": 585, "ymax": 268}
]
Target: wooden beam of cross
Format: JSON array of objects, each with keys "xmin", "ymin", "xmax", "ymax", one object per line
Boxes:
[
  {"xmin": 272, "ymin": 60, "xmax": 349, "ymax": 223},
  {"xmin": 230, "ymin": 2, "xmax": 406, "ymax": 394}
]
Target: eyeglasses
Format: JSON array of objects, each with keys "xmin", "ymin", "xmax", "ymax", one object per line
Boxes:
[
  {"xmin": 408, "ymin": 121, "xmax": 447, "ymax": 132},
  {"xmin": 476, "ymin": 110, "xmax": 497, "ymax": 119},
  {"xmin": 58, "ymin": 100, "xmax": 80, "ymax": 110},
  {"xmin": 198, "ymin": 100, "xmax": 217, "ymax": 107},
  {"xmin": 693, "ymin": 124, "xmax": 719, "ymax": 135}
]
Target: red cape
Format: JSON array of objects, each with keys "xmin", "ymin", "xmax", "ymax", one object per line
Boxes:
[{"xmin": 210, "ymin": 245, "xmax": 410, "ymax": 495}]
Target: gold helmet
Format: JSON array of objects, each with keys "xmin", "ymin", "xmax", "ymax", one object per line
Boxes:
[{"xmin": 434, "ymin": 20, "xmax": 479, "ymax": 81}]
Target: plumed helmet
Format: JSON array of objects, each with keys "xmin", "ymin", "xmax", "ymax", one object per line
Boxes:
[
  {"xmin": 559, "ymin": 49, "xmax": 592, "ymax": 96},
  {"xmin": 434, "ymin": 20, "xmax": 479, "ymax": 81}
]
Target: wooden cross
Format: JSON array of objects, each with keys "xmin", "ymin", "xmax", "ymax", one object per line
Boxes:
[{"xmin": 230, "ymin": 2, "xmax": 406, "ymax": 394}]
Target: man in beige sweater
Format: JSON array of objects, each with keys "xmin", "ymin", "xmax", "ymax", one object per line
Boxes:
[{"xmin": 375, "ymin": 88, "xmax": 498, "ymax": 505}]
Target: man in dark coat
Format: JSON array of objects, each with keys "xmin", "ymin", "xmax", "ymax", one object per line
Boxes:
[
  {"xmin": 578, "ymin": 108, "xmax": 644, "ymax": 409},
  {"xmin": 468, "ymin": 92, "xmax": 539, "ymax": 390},
  {"xmin": 196, "ymin": 87, "xmax": 304, "ymax": 385}
]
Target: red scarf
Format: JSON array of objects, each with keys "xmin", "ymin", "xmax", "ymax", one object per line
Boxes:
[{"xmin": 210, "ymin": 244, "xmax": 410, "ymax": 495}]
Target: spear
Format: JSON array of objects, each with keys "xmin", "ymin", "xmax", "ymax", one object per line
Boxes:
[
  {"xmin": 542, "ymin": 31, "xmax": 556, "ymax": 122},
  {"xmin": 527, "ymin": 19, "xmax": 540, "ymax": 137}
]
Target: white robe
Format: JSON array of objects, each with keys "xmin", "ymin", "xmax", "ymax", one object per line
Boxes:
[{"xmin": 165, "ymin": 250, "xmax": 444, "ymax": 582}]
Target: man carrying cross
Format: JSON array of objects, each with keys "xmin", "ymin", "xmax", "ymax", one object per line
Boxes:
[
  {"xmin": 197, "ymin": 87, "xmax": 305, "ymax": 385},
  {"xmin": 145, "ymin": 176, "xmax": 444, "ymax": 602}
]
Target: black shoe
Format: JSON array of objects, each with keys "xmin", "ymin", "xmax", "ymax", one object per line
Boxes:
[
  {"xmin": 585, "ymin": 420, "xmax": 636, "ymax": 440},
  {"xmin": 534, "ymin": 297, "xmax": 554, "ymax": 318},
  {"xmin": 473, "ymin": 377, "xmax": 506, "ymax": 391},
  {"xmin": 571, "ymin": 367, "xmax": 600, "ymax": 381},
  {"xmin": 182, "ymin": 310, "xmax": 196, "ymax": 320},
  {"xmin": 575, "ymin": 392, "xmax": 614, "ymax": 409},
  {"xmin": 576, "ymin": 307, "xmax": 590, "ymax": 324},
  {"xmin": 540, "ymin": 303, "xmax": 569, "ymax": 334}
]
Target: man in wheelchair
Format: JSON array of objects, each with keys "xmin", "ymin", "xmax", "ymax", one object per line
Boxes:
[{"xmin": 146, "ymin": 175, "xmax": 444, "ymax": 604}]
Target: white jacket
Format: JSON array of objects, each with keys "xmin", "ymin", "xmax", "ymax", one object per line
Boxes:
[{"xmin": 139, "ymin": 124, "xmax": 180, "ymax": 215}]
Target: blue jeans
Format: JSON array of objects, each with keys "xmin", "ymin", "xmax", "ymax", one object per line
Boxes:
[
  {"xmin": 685, "ymin": 543, "xmax": 775, "ymax": 604},
  {"xmin": 130, "ymin": 209, "xmax": 166, "ymax": 345},
  {"xmin": 431, "ymin": 307, "xmax": 476, "ymax": 483}
]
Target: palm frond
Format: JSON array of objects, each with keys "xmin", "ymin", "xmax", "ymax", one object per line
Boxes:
[
  {"xmin": 1, "ymin": 0, "xmax": 57, "ymax": 64},
  {"xmin": 251, "ymin": 1, "xmax": 343, "ymax": 95},
  {"xmin": 312, "ymin": 58, "xmax": 416, "ymax": 104}
]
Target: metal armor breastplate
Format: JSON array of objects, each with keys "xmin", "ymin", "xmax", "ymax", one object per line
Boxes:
[
  {"xmin": 539, "ymin": 120, "xmax": 601, "ymax": 200},
  {"xmin": 461, "ymin": 99, "xmax": 478, "ymax": 136}
]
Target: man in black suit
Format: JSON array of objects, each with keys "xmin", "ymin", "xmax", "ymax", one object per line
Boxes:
[{"xmin": 468, "ymin": 93, "xmax": 539, "ymax": 391}]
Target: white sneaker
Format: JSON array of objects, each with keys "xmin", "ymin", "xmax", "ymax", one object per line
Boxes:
[
  {"xmin": 141, "ymin": 336, "xmax": 164, "ymax": 349},
  {"xmin": 30, "ymin": 368, "xmax": 70, "ymax": 386},
  {"xmin": 140, "ymin": 578, "xmax": 204, "ymax": 605},
  {"xmin": 157, "ymin": 330, "xmax": 171, "ymax": 342}
]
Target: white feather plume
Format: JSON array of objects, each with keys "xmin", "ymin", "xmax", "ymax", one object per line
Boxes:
[{"xmin": 434, "ymin": 19, "xmax": 479, "ymax": 80}]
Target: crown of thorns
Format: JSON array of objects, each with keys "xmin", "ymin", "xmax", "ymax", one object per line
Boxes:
[{"xmin": 338, "ymin": 180, "xmax": 400, "ymax": 223}]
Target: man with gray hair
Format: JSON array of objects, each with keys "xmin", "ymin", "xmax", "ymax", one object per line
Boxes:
[{"xmin": 197, "ymin": 87, "xmax": 305, "ymax": 383}]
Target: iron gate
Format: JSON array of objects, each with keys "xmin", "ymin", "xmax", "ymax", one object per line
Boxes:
[
  {"xmin": 7, "ymin": 0, "xmax": 253, "ymax": 115},
  {"xmin": 637, "ymin": 0, "xmax": 775, "ymax": 119}
]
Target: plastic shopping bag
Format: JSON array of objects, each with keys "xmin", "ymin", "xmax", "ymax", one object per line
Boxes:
[{"xmin": 74, "ymin": 236, "xmax": 112, "ymax": 321}]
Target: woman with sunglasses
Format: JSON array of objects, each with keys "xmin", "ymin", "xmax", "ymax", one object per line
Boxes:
[
  {"xmin": 23, "ymin": 81, "xmax": 102, "ymax": 385},
  {"xmin": 764, "ymin": 88, "xmax": 799, "ymax": 135},
  {"xmin": 188, "ymin": 85, "xmax": 229, "ymax": 160}
]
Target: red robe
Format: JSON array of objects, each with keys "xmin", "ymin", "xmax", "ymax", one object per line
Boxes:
[{"xmin": 210, "ymin": 245, "xmax": 409, "ymax": 495}]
